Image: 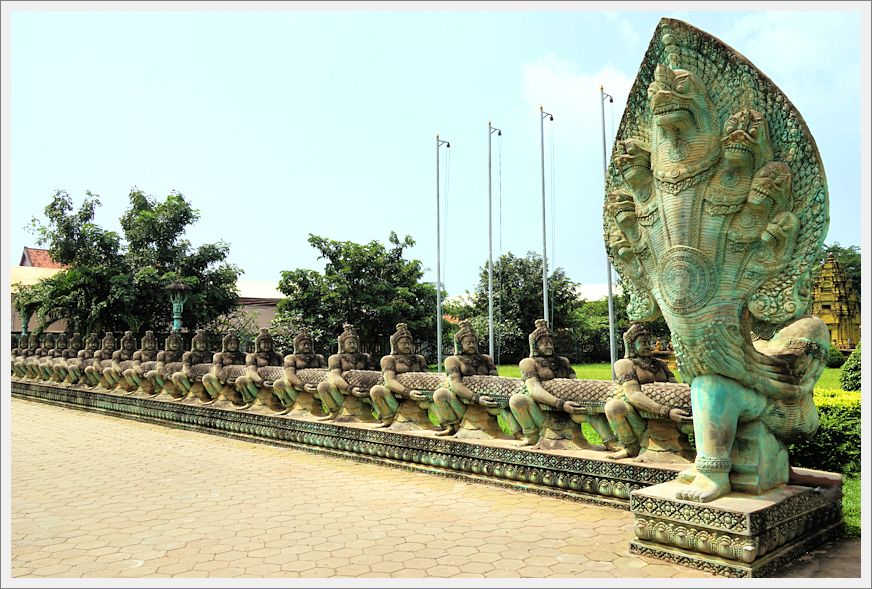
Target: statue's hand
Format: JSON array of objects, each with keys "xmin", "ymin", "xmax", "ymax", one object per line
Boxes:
[
  {"xmin": 303, "ymin": 383, "xmax": 317, "ymax": 393},
  {"xmin": 562, "ymin": 401, "xmax": 588, "ymax": 415},
  {"xmin": 351, "ymin": 386, "xmax": 369, "ymax": 398},
  {"xmin": 478, "ymin": 395, "xmax": 499, "ymax": 408},
  {"xmin": 263, "ymin": 380, "xmax": 274, "ymax": 387},
  {"xmin": 408, "ymin": 389, "xmax": 427, "ymax": 402},
  {"xmin": 669, "ymin": 408, "xmax": 693, "ymax": 423}
]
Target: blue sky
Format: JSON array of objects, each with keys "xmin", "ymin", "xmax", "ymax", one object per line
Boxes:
[{"xmin": 4, "ymin": 3, "xmax": 867, "ymax": 298}]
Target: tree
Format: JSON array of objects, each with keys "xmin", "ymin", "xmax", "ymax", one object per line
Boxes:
[
  {"xmin": 466, "ymin": 252, "xmax": 584, "ymax": 364},
  {"xmin": 273, "ymin": 232, "xmax": 438, "ymax": 358},
  {"xmin": 25, "ymin": 189, "xmax": 240, "ymax": 335},
  {"xmin": 821, "ymin": 242, "xmax": 861, "ymax": 296}
]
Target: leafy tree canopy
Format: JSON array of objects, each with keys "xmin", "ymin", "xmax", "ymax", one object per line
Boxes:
[
  {"xmin": 273, "ymin": 232, "xmax": 437, "ymax": 358},
  {"xmin": 22, "ymin": 188, "xmax": 240, "ymax": 335}
]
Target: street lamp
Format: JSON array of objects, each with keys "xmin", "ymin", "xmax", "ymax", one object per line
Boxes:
[
  {"xmin": 600, "ymin": 85, "xmax": 618, "ymax": 377},
  {"xmin": 166, "ymin": 279, "xmax": 190, "ymax": 333}
]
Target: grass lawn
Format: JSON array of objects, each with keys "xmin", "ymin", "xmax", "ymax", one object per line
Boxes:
[{"xmin": 843, "ymin": 476, "xmax": 861, "ymax": 537}]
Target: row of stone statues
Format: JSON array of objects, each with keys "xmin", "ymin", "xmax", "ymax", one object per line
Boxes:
[{"xmin": 11, "ymin": 320, "xmax": 693, "ymax": 463}]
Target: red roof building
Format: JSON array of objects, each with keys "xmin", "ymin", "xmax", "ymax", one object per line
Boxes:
[{"xmin": 19, "ymin": 247, "xmax": 67, "ymax": 269}]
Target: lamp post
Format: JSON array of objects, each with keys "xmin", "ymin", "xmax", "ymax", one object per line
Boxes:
[
  {"xmin": 600, "ymin": 85, "xmax": 618, "ymax": 377},
  {"xmin": 19, "ymin": 310, "xmax": 30, "ymax": 337},
  {"xmin": 166, "ymin": 279, "xmax": 190, "ymax": 333},
  {"xmin": 540, "ymin": 106, "xmax": 554, "ymax": 326},
  {"xmin": 436, "ymin": 134, "xmax": 450, "ymax": 373},
  {"xmin": 488, "ymin": 121, "xmax": 502, "ymax": 358}
]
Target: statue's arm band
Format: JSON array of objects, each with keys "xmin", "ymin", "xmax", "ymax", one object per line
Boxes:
[{"xmin": 616, "ymin": 372, "xmax": 638, "ymax": 385}]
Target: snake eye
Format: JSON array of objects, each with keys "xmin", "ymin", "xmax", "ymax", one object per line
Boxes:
[{"xmin": 675, "ymin": 80, "xmax": 687, "ymax": 93}]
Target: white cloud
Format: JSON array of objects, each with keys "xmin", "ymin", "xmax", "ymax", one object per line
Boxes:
[
  {"xmin": 520, "ymin": 55, "xmax": 635, "ymax": 155},
  {"xmin": 604, "ymin": 11, "xmax": 642, "ymax": 47}
]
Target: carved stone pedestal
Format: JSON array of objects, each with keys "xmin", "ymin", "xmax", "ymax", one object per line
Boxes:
[
  {"xmin": 629, "ymin": 479, "xmax": 842, "ymax": 577},
  {"xmin": 636, "ymin": 418, "xmax": 694, "ymax": 464},
  {"xmin": 287, "ymin": 390, "xmax": 326, "ymax": 419},
  {"xmin": 535, "ymin": 412, "xmax": 590, "ymax": 451}
]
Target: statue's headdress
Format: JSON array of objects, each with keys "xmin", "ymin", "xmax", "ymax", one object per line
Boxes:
[
  {"xmin": 528, "ymin": 319, "xmax": 552, "ymax": 357},
  {"xmin": 623, "ymin": 322, "xmax": 650, "ymax": 359},
  {"xmin": 255, "ymin": 328, "xmax": 273, "ymax": 351},
  {"xmin": 101, "ymin": 332, "xmax": 116, "ymax": 351},
  {"xmin": 84, "ymin": 333, "xmax": 99, "ymax": 350},
  {"xmin": 389, "ymin": 323, "xmax": 414, "ymax": 354},
  {"xmin": 121, "ymin": 330, "xmax": 135, "ymax": 350},
  {"xmin": 165, "ymin": 331, "xmax": 183, "ymax": 350},
  {"xmin": 293, "ymin": 328, "xmax": 312, "ymax": 352},
  {"xmin": 222, "ymin": 331, "xmax": 239, "ymax": 351},
  {"xmin": 338, "ymin": 323, "xmax": 358, "ymax": 352},
  {"xmin": 453, "ymin": 321, "xmax": 478, "ymax": 354},
  {"xmin": 191, "ymin": 329, "xmax": 209, "ymax": 351},
  {"xmin": 141, "ymin": 330, "xmax": 157, "ymax": 349}
]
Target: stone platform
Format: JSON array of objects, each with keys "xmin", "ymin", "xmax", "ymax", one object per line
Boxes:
[
  {"xmin": 11, "ymin": 380, "xmax": 684, "ymax": 509},
  {"xmin": 629, "ymin": 480, "xmax": 843, "ymax": 577}
]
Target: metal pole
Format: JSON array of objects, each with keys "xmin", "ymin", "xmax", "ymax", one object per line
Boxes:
[
  {"xmin": 436, "ymin": 134, "xmax": 443, "ymax": 373},
  {"xmin": 600, "ymin": 85, "xmax": 618, "ymax": 378},
  {"xmin": 540, "ymin": 106, "xmax": 549, "ymax": 327},
  {"xmin": 488, "ymin": 122, "xmax": 494, "ymax": 358},
  {"xmin": 487, "ymin": 122, "xmax": 501, "ymax": 358}
]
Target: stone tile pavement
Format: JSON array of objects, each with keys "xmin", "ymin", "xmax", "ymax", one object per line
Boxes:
[{"xmin": 8, "ymin": 397, "xmax": 861, "ymax": 580}]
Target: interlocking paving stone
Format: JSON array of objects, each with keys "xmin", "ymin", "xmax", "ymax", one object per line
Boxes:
[{"xmin": 9, "ymin": 397, "xmax": 857, "ymax": 579}]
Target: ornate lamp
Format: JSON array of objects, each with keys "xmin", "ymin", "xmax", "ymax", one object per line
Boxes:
[{"xmin": 166, "ymin": 280, "xmax": 190, "ymax": 333}]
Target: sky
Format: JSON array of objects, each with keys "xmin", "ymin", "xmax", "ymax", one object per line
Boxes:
[{"xmin": 3, "ymin": 1, "xmax": 869, "ymax": 300}]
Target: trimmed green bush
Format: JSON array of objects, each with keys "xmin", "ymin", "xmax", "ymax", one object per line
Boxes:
[
  {"xmin": 789, "ymin": 388, "xmax": 861, "ymax": 476},
  {"xmin": 826, "ymin": 346, "xmax": 846, "ymax": 368},
  {"xmin": 840, "ymin": 342, "xmax": 861, "ymax": 391}
]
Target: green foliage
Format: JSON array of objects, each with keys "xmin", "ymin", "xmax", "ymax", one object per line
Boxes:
[
  {"xmin": 274, "ymin": 232, "xmax": 437, "ymax": 358},
  {"xmin": 788, "ymin": 388, "xmax": 861, "ymax": 476},
  {"xmin": 826, "ymin": 346, "xmax": 846, "ymax": 368},
  {"xmin": 25, "ymin": 189, "xmax": 240, "ymax": 335},
  {"xmin": 202, "ymin": 308, "xmax": 260, "ymax": 353},
  {"xmin": 822, "ymin": 242, "xmax": 861, "ymax": 296},
  {"xmin": 842, "ymin": 476, "xmax": 860, "ymax": 538},
  {"xmin": 464, "ymin": 252, "xmax": 584, "ymax": 364},
  {"xmin": 839, "ymin": 342, "xmax": 861, "ymax": 391}
]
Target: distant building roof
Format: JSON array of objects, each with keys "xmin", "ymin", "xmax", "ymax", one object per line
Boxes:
[{"xmin": 20, "ymin": 247, "xmax": 67, "ymax": 269}]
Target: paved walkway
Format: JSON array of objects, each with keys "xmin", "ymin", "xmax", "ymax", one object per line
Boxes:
[{"xmin": 8, "ymin": 397, "xmax": 860, "ymax": 580}]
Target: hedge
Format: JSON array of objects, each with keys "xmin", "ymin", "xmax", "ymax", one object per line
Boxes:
[
  {"xmin": 840, "ymin": 342, "xmax": 861, "ymax": 391},
  {"xmin": 788, "ymin": 388, "xmax": 861, "ymax": 476}
]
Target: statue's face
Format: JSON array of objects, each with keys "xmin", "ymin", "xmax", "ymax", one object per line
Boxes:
[
  {"xmin": 297, "ymin": 339, "xmax": 312, "ymax": 354},
  {"xmin": 194, "ymin": 338, "xmax": 207, "ymax": 352},
  {"xmin": 748, "ymin": 162, "xmax": 791, "ymax": 210},
  {"xmin": 124, "ymin": 340, "xmax": 135, "ymax": 352},
  {"xmin": 648, "ymin": 66, "xmax": 709, "ymax": 132},
  {"xmin": 86, "ymin": 339, "xmax": 98, "ymax": 351},
  {"xmin": 143, "ymin": 338, "xmax": 156, "ymax": 351},
  {"xmin": 536, "ymin": 336, "xmax": 554, "ymax": 357},
  {"xmin": 634, "ymin": 334, "xmax": 653, "ymax": 356},
  {"xmin": 396, "ymin": 336, "xmax": 413, "ymax": 355},
  {"xmin": 343, "ymin": 337, "xmax": 359, "ymax": 353},
  {"xmin": 168, "ymin": 338, "xmax": 181, "ymax": 351},
  {"xmin": 226, "ymin": 338, "xmax": 239, "ymax": 352},
  {"xmin": 259, "ymin": 338, "xmax": 273, "ymax": 352},
  {"xmin": 460, "ymin": 334, "xmax": 477, "ymax": 355},
  {"xmin": 104, "ymin": 341, "xmax": 115, "ymax": 353}
]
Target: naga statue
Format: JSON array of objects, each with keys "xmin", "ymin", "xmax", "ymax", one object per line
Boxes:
[
  {"xmin": 172, "ymin": 329, "xmax": 214, "ymax": 401},
  {"xmin": 144, "ymin": 331, "xmax": 184, "ymax": 396},
  {"xmin": 509, "ymin": 320, "xmax": 618, "ymax": 450},
  {"xmin": 367, "ymin": 323, "xmax": 429, "ymax": 427},
  {"xmin": 104, "ymin": 330, "xmax": 136, "ymax": 390},
  {"xmin": 236, "ymin": 328, "xmax": 283, "ymax": 410},
  {"xmin": 122, "ymin": 331, "xmax": 159, "ymax": 392},
  {"xmin": 316, "ymin": 323, "xmax": 375, "ymax": 421},
  {"xmin": 604, "ymin": 19, "xmax": 830, "ymax": 502},
  {"xmin": 270, "ymin": 328, "xmax": 327, "ymax": 415},
  {"xmin": 201, "ymin": 331, "xmax": 247, "ymax": 405}
]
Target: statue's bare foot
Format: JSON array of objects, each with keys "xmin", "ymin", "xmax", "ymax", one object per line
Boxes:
[
  {"xmin": 236, "ymin": 402, "xmax": 254, "ymax": 411},
  {"xmin": 277, "ymin": 406, "xmax": 292, "ymax": 415},
  {"xmin": 517, "ymin": 432, "xmax": 539, "ymax": 447},
  {"xmin": 675, "ymin": 472, "xmax": 731, "ymax": 503},
  {"xmin": 677, "ymin": 466, "xmax": 697, "ymax": 483},
  {"xmin": 201, "ymin": 398, "xmax": 216, "ymax": 406},
  {"xmin": 317, "ymin": 412, "xmax": 338, "ymax": 421},
  {"xmin": 435, "ymin": 424, "xmax": 458, "ymax": 437},
  {"xmin": 606, "ymin": 448, "xmax": 631, "ymax": 460},
  {"xmin": 606, "ymin": 442, "xmax": 639, "ymax": 460},
  {"xmin": 375, "ymin": 418, "xmax": 395, "ymax": 428}
]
